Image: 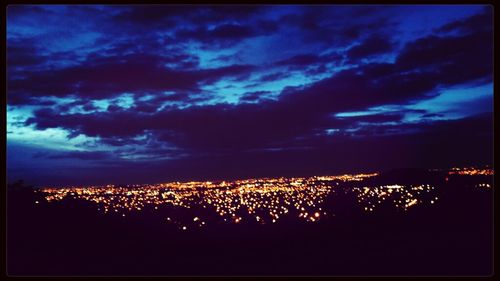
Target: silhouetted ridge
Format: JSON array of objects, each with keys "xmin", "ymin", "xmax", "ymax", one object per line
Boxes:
[{"xmin": 362, "ymin": 168, "xmax": 442, "ymax": 185}]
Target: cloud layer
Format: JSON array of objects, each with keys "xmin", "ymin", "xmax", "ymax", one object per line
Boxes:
[{"xmin": 6, "ymin": 5, "xmax": 493, "ymax": 185}]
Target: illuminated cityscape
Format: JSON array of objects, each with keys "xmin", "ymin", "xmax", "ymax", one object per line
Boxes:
[
  {"xmin": 38, "ymin": 173, "xmax": 375, "ymax": 228},
  {"xmin": 447, "ymin": 166, "xmax": 494, "ymax": 176},
  {"xmin": 36, "ymin": 167, "xmax": 492, "ymax": 231},
  {"xmin": 6, "ymin": 4, "xmax": 493, "ymax": 276}
]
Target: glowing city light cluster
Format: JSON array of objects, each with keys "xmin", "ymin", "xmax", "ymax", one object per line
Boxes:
[
  {"xmin": 476, "ymin": 183, "xmax": 492, "ymax": 189},
  {"xmin": 197, "ymin": 176, "xmax": 336, "ymax": 224},
  {"xmin": 314, "ymin": 173, "xmax": 378, "ymax": 181},
  {"xmin": 351, "ymin": 184, "xmax": 439, "ymax": 212},
  {"xmin": 448, "ymin": 167, "xmax": 494, "ymax": 176},
  {"xmin": 38, "ymin": 174, "xmax": 379, "ymax": 228},
  {"xmin": 35, "ymin": 168, "xmax": 492, "ymax": 230}
]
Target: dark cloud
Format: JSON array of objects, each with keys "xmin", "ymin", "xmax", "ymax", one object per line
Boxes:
[
  {"xmin": 275, "ymin": 54, "xmax": 325, "ymax": 67},
  {"xmin": 280, "ymin": 13, "xmax": 321, "ymax": 31},
  {"xmin": 421, "ymin": 113, "xmax": 444, "ymax": 119},
  {"xmin": 346, "ymin": 35, "xmax": 394, "ymax": 61},
  {"xmin": 82, "ymin": 101, "xmax": 98, "ymax": 112},
  {"xmin": 274, "ymin": 53, "xmax": 343, "ymax": 71},
  {"xmin": 187, "ymin": 5, "xmax": 264, "ymax": 25},
  {"xmin": 357, "ymin": 112, "xmax": 493, "ymax": 139},
  {"xmin": 396, "ymin": 31, "xmax": 492, "ymax": 85},
  {"xmin": 257, "ymin": 72, "xmax": 290, "ymax": 82},
  {"xmin": 338, "ymin": 113, "xmax": 404, "ymax": 124},
  {"xmin": 26, "ymin": 100, "xmax": 319, "ymax": 152},
  {"xmin": 98, "ymin": 137, "xmax": 144, "ymax": 147},
  {"xmin": 112, "ymin": 6, "xmax": 187, "ymax": 26},
  {"xmin": 240, "ymin": 91, "xmax": 272, "ymax": 102},
  {"xmin": 7, "ymin": 5, "xmax": 50, "ymax": 21},
  {"xmin": 7, "ymin": 43, "xmax": 46, "ymax": 67},
  {"xmin": 8, "ymin": 54, "xmax": 192, "ymax": 100},
  {"xmin": 24, "ymin": 11, "xmax": 493, "ymax": 157},
  {"xmin": 175, "ymin": 23, "xmax": 270, "ymax": 47},
  {"xmin": 212, "ymin": 24, "xmax": 255, "ymax": 39},
  {"xmin": 199, "ymin": 64, "xmax": 256, "ymax": 84},
  {"xmin": 279, "ymin": 9, "xmax": 394, "ymax": 47},
  {"xmin": 436, "ymin": 9, "xmax": 492, "ymax": 34},
  {"xmin": 110, "ymin": 5, "xmax": 266, "ymax": 35},
  {"xmin": 132, "ymin": 101, "xmax": 160, "ymax": 113},
  {"xmin": 34, "ymin": 150, "xmax": 112, "ymax": 160},
  {"xmin": 30, "ymin": 113, "xmax": 493, "ymax": 185},
  {"xmin": 8, "ymin": 52, "xmax": 256, "ymax": 102},
  {"xmin": 7, "ymin": 6, "xmax": 493, "ymax": 184},
  {"xmin": 54, "ymin": 99, "xmax": 96, "ymax": 113},
  {"xmin": 211, "ymin": 53, "xmax": 240, "ymax": 63}
]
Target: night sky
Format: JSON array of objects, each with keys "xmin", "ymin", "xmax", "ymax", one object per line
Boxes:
[{"xmin": 6, "ymin": 5, "xmax": 493, "ymax": 186}]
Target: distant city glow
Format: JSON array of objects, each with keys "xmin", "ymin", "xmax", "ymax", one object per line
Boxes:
[
  {"xmin": 36, "ymin": 167, "xmax": 493, "ymax": 230},
  {"xmin": 40, "ymin": 173, "xmax": 377, "ymax": 228},
  {"xmin": 447, "ymin": 167, "xmax": 493, "ymax": 176},
  {"xmin": 352, "ymin": 184, "xmax": 436, "ymax": 212}
]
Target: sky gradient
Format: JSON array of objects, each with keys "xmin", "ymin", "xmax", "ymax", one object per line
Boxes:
[{"xmin": 6, "ymin": 5, "xmax": 494, "ymax": 186}]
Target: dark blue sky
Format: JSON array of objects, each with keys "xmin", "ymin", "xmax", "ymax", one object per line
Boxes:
[{"xmin": 6, "ymin": 5, "xmax": 493, "ymax": 186}]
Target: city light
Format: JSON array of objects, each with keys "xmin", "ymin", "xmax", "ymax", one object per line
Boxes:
[
  {"xmin": 38, "ymin": 173, "xmax": 378, "ymax": 229},
  {"xmin": 36, "ymin": 167, "xmax": 493, "ymax": 230}
]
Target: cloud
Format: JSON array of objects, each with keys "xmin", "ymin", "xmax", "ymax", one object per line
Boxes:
[
  {"xmin": 346, "ymin": 35, "xmax": 394, "ymax": 61},
  {"xmin": 396, "ymin": 31, "xmax": 492, "ymax": 85},
  {"xmin": 240, "ymin": 91, "xmax": 273, "ymax": 102},
  {"xmin": 175, "ymin": 23, "xmax": 272, "ymax": 47},
  {"xmin": 7, "ymin": 41, "xmax": 46, "ymax": 67},
  {"xmin": 185, "ymin": 5, "xmax": 265, "ymax": 25},
  {"xmin": 24, "ymin": 9, "xmax": 493, "ymax": 158},
  {"xmin": 279, "ymin": 9, "xmax": 394, "ymax": 47},
  {"xmin": 34, "ymin": 150, "xmax": 112, "ymax": 160},
  {"xmin": 112, "ymin": 6, "xmax": 187, "ymax": 26},
  {"xmin": 436, "ymin": 8, "xmax": 492, "ymax": 34},
  {"xmin": 272, "ymin": 52, "xmax": 344, "ymax": 75},
  {"xmin": 7, "ymin": 6, "xmax": 494, "ymax": 184},
  {"xmin": 337, "ymin": 113, "xmax": 404, "ymax": 124},
  {"xmin": 421, "ymin": 113, "xmax": 444, "ymax": 119},
  {"xmin": 8, "ymin": 52, "xmax": 256, "ymax": 103},
  {"xmin": 275, "ymin": 53, "xmax": 342, "ymax": 67},
  {"xmin": 256, "ymin": 72, "xmax": 291, "ymax": 82}
]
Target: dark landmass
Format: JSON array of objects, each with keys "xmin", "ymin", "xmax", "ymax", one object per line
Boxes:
[{"xmin": 6, "ymin": 171, "xmax": 493, "ymax": 276}]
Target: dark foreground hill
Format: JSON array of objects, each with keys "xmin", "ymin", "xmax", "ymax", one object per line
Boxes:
[{"xmin": 6, "ymin": 177, "xmax": 493, "ymax": 276}]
